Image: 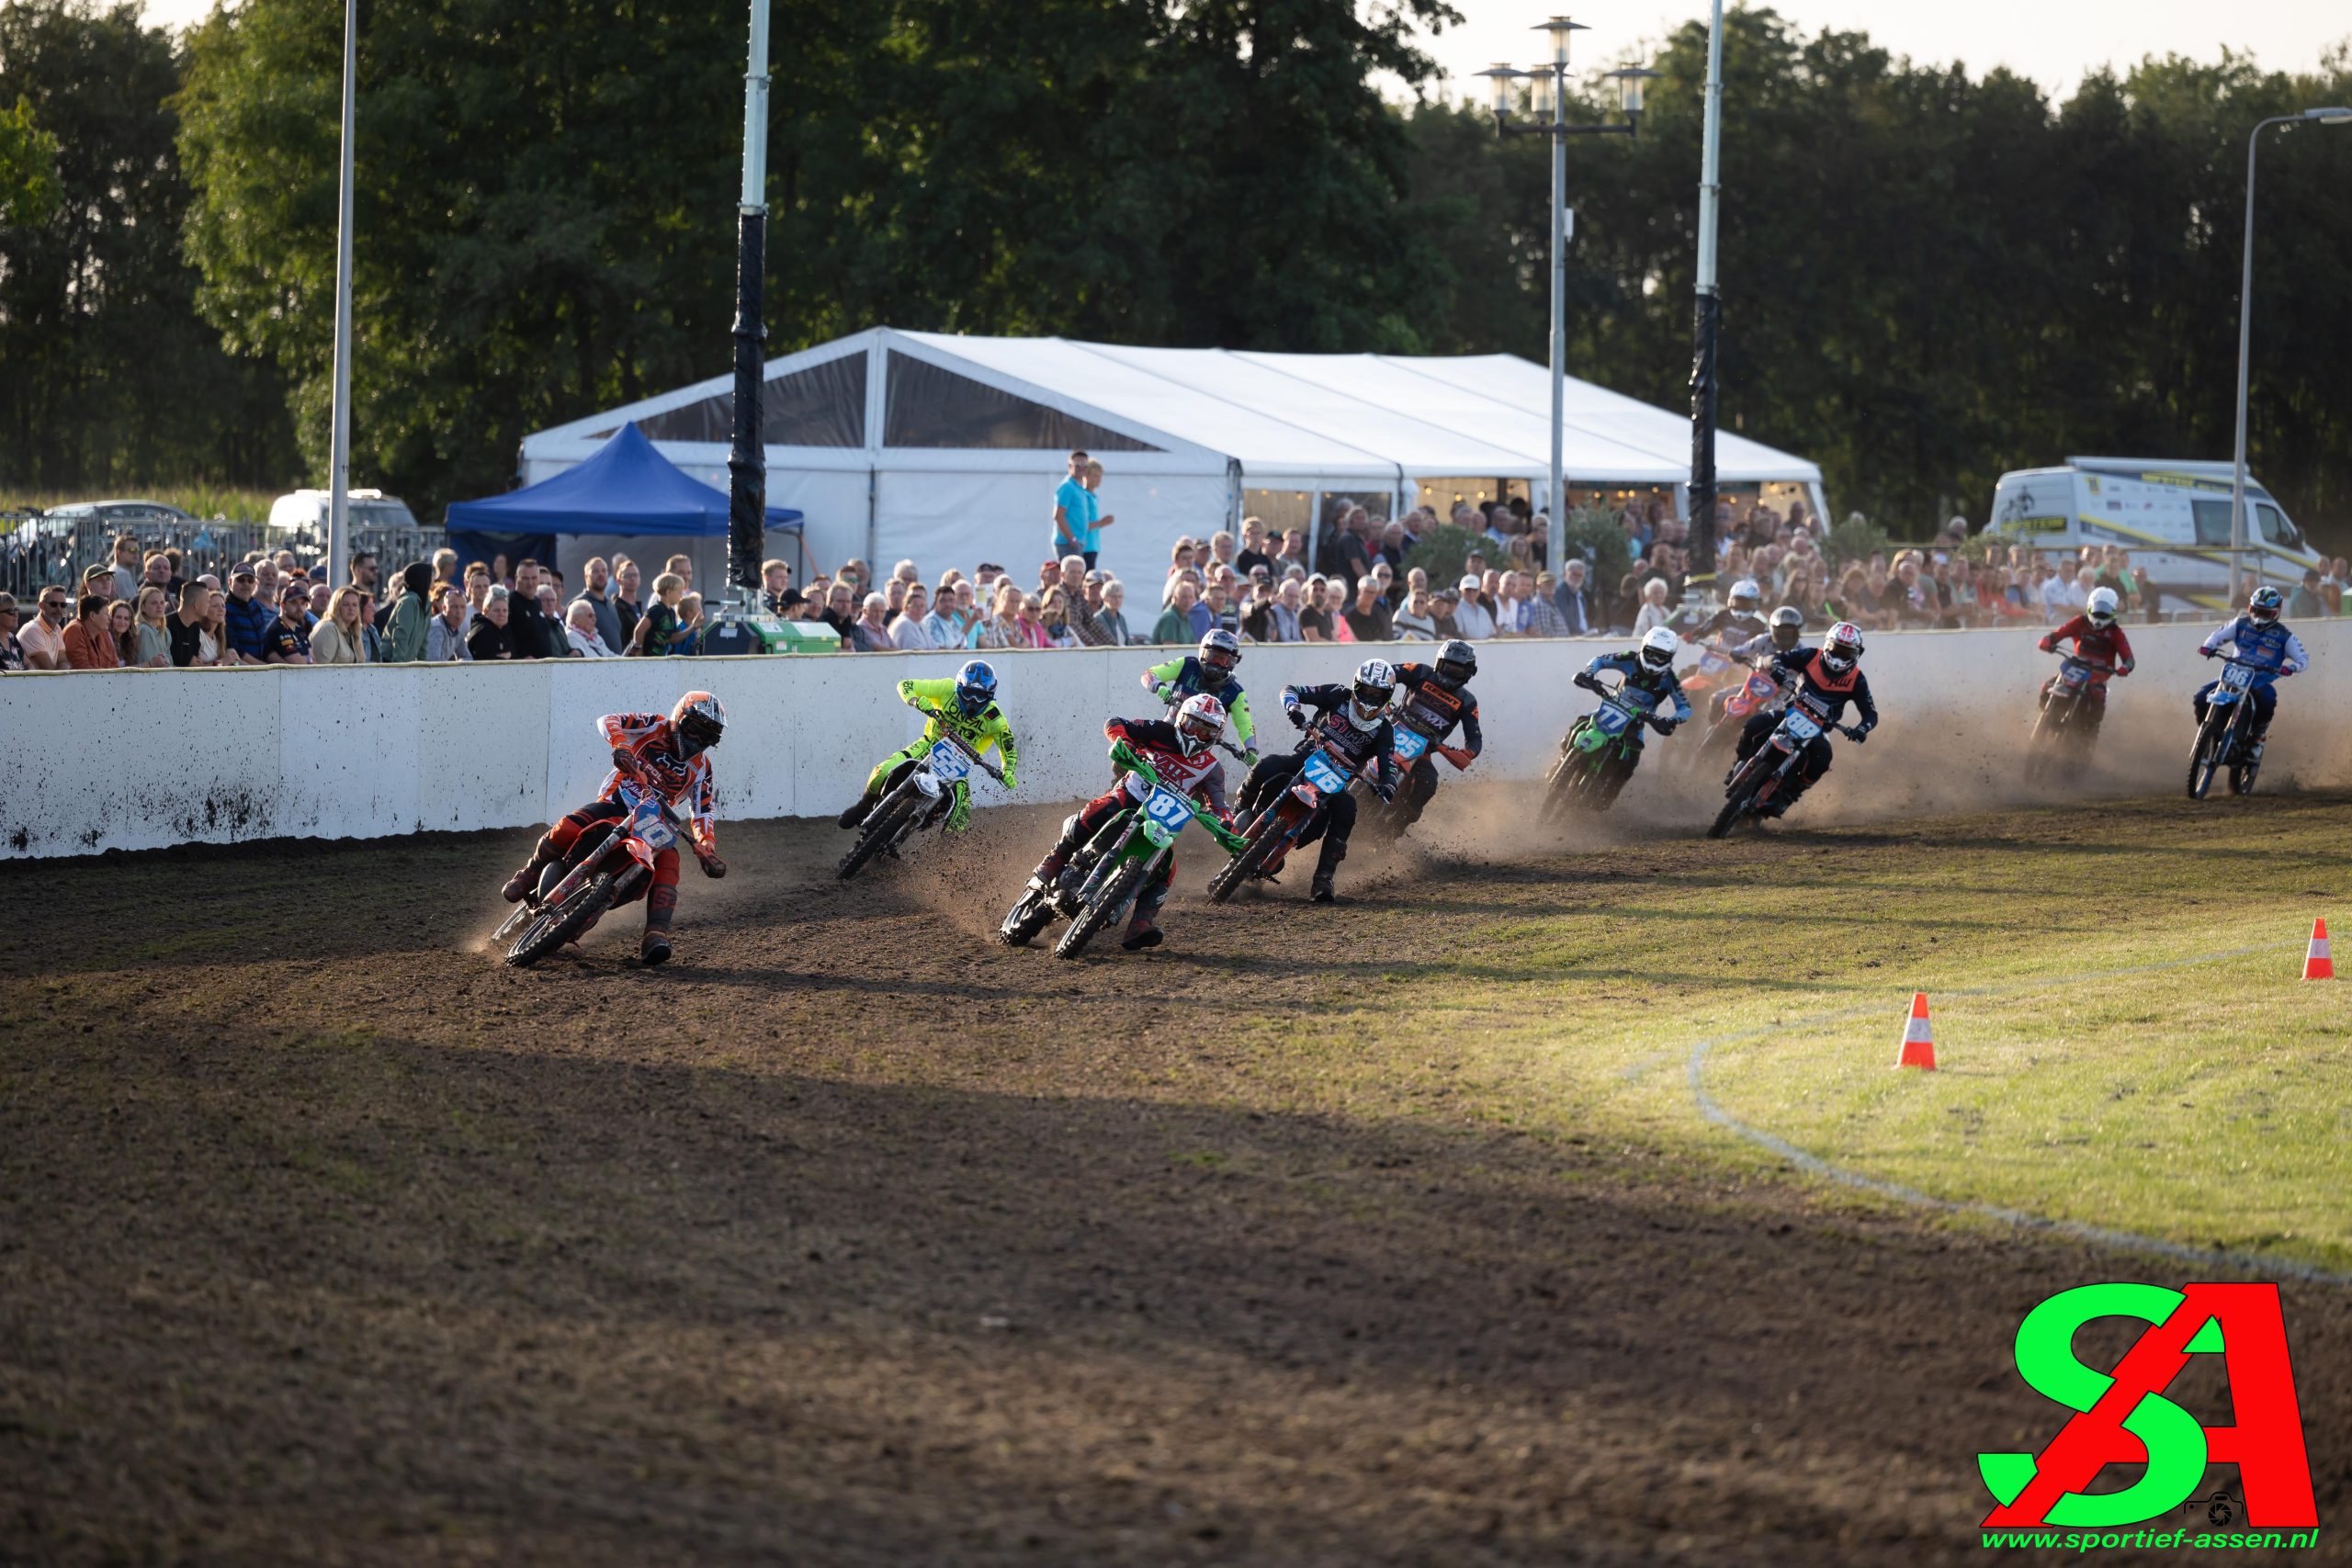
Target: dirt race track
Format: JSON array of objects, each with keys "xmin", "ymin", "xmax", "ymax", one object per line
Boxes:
[{"xmin": 4, "ymin": 780, "xmax": 2348, "ymax": 1564}]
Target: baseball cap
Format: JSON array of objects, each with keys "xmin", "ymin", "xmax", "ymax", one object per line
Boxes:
[
  {"xmin": 1457, "ymin": 574, "xmax": 1480, "ymax": 592},
  {"xmin": 232, "ymin": 565, "xmax": 256, "ymax": 581}
]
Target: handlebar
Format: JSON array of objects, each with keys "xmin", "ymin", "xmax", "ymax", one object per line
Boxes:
[{"xmin": 1110, "ymin": 739, "xmax": 1251, "ymax": 853}]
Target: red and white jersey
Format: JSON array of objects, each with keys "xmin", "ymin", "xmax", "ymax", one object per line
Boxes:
[
  {"xmin": 1103, "ymin": 716, "xmax": 1229, "ymax": 818},
  {"xmin": 595, "ymin": 712, "xmax": 718, "ymax": 846}
]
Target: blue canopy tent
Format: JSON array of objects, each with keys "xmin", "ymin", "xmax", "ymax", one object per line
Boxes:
[{"xmin": 446, "ymin": 421, "xmax": 804, "ymax": 594}]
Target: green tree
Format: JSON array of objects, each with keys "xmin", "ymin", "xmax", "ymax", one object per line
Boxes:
[
  {"xmin": 0, "ymin": 96, "xmax": 61, "ymax": 230},
  {"xmin": 0, "ymin": 0, "xmax": 295, "ymax": 490}
]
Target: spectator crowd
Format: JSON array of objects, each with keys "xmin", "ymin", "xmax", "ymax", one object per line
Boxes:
[{"xmin": 6, "ymin": 479, "xmax": 2347, "ymax": 674}]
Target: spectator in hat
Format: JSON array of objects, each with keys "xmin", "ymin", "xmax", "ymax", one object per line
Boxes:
[
  {"xmin": 259, "ymin": 586, "xmax": 312, "ymax": 664},
  {"xmin": 1449, "ymin": 574, "xmax": 1496, "ymax": 639},
  {"xmin": 426, "ymin": 584, "xmax": 471, "ymax": 660}
]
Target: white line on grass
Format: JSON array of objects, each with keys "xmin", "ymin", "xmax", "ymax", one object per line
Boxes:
[{"xmin": 1683, "ymin": 942, "xmax": 2352, "ymax": 1288}]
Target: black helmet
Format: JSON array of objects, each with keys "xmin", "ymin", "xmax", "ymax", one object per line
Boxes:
[
  {"xmin": 671, "ymin": 691, "xmax": 725, "ymax": 757},
  {"xmin": 1769, "ymin": 605, "xmax": 1804, "ymax": 651},
  {"xmin": 1433, "ymin": 638, "xmax": 1476, "ymax": 689}
]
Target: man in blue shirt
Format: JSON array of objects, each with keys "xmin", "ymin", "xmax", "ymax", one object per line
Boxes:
[
  {"xmin": 1051, "ymin": 449, "xmax": 1096, "ymax": 567},
  {"xmin": 222, "ymin": 566, "xmax": 274, "ymax": 665}
]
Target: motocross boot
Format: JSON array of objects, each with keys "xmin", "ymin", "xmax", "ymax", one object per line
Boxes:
[
  {"xmin": 1122, "ymin": 883, "xmax": 1168, "ymax": 950},
  {"xmin": 639, "ymin": 883, "xmax": 677, "ymax": 965},
  {"xmin": 1031, "ymin": 812, "xmax": 1087, "ymax": 888},
  {"xmin": 2244, "ymin": 722, "xmax": 2269, "ymax": 767},
  {"xmin": 502, "ymin": 834, "xmax": 561, "ymax": 902},
  {"xmin": 837, "ymin": 787, "xmax": 878, "ymax": 829},
  {"xmin": 1309, "ymin": 839, "xmax": 1343, "ymax": 902}
]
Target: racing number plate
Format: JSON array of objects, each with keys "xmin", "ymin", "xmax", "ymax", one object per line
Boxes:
[
  {"xmin": 1300, "ymin": 749, "xmax": 1351, "ymax": 795},
  {"xmin": 1781, "ymin": 710, "xmax": 1824, "ymax": 742},
  {"xmin": 634, "ymin": 802, "xmax": 675, "ymax": 851},
  {"xmin": 2061, "ymin": 662, "xmax": 2091, "ymax": 686},
  {"xmin": 2221, "ymin": 662, "xmax": 2256, "ymax": 692},
  {"xmin": 1393, "ymin": 728, "xmax": 1430, "ymax": 762},
  {"xmin": 1592, "ymin": 704, "xmax": 1634, "ymax": 738},
  {"xmin": 928, "ymin": 738, "xmax": 973, "ymax": 783},
  {"xmin": 1140, "ymin": 784, "xmax": 1192, "ymax": 846}
]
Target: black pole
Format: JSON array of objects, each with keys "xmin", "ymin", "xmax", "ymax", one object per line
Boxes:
[
  {"xmin": 1688, "ymin": 289, "xmax": 1721, "ymax": 581},
  {"xmin": 726, "ymin": 209, "xmax": 765, "ymax": 599}
]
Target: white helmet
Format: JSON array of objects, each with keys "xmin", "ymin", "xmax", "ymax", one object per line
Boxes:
[
  {"xmin": 2085, "ymin": 586, "xmax": 2120, "ymax": 628},
  {"xmin": 1728, "ymin": 579, "xmax": 1761, "ymax": 611},
  {"xmin": 1350, "ymin": 659, "xmax": 1397, "ymax": 724},
  {"xmin": 1174, "ymin": 692, "xmax": 1227, "ymax": 757},
  {"xmin": 1639, "ymin": 626, "xmax": 1679, "ymax": 669},
  {"xmin": 1822, "ymin": 621, "xmax": 1864, "ymax": 673}
]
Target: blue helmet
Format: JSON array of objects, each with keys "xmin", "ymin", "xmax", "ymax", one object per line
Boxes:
[
  {"xmin": 955, "ymin": 660, "xmax": 998, "ymax": 716},
  {"xmin": 2248, "ymin": 586, "xmax": 2284, "ymax": 624}
]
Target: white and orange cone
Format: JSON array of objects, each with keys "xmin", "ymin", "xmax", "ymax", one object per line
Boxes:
[
  {"xmin": 1894, "ymin": 992, "xmax": 1937, "ymax": 1070},
  {"xmin": 2304, "ymin": 919, "xmax": 2334, "ymax": 981}
]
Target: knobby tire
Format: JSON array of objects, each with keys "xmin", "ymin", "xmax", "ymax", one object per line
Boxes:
[
  {"xmin": 1056, "ymin": 859, "xmax": 1147, "ymax": 959},
  {"xmin": 505, "ymin": 872, "xmax": 617, "ymax": 967},
  {"xmin": 837, "ymin": 789, "xmax": 916, "ymax": 880}
]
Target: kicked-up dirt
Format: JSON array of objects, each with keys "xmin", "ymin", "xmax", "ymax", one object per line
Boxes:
[{"xmin": 3, "ymin": 791, "xmax": 2346, "ymax": 1565}]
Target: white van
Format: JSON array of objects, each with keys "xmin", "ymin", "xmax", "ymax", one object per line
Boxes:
[
  {"xmin": 1984, "ymin": 457, "xmax": 2320, "ymax": 613},
  {"xmin": 266, "ymin": 488, "xmax": 422, "ymax": 533}
]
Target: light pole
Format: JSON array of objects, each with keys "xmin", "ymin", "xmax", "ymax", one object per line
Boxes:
[
  {"xmin": 2228, "ymin": 106, "xmax": 2349, "ymax": 603},
  {"xmin": 725, "ymin": 0, "xmax": 773, "ymax": 609},
  {"xmin": 325, "ymin": 0, "xmax": 356, "ymax": 593},
  {"xmin": 1477, "ymin": 23, "xmax": 1657, "ymax": 580}
]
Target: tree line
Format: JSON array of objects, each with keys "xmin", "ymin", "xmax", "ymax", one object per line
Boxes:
[{"xmin": 3, "ymin": 0, "xmax": 2346, "ymax": 545}]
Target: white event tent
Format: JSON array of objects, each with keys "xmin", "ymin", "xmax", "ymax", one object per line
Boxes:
[{"xmin": 518, "ymin": 328, "xmax": 1826, "ymax": 583}]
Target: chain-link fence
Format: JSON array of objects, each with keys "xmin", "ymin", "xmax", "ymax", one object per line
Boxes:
[{"xmin": 2, "ymin": 511, "xmax": 447, "ymax": 601}]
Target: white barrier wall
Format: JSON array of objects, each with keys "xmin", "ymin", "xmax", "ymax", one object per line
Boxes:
[{"xmin": 6, "ymin": 620, "xmax": 2347, "ymax": 859}]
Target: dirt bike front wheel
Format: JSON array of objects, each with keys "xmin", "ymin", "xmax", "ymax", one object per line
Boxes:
[
  {"xmin": 1708, "ymin": 762, "xmax": 1763, "ymax": 840},
  {"xmin": 1056, "ymin": 858, "xmax": 1148, "ymax": 959},
  {"xmin": 1208, "ymin": 809, "xmax": 1288, "ymax": 903},
  {"xmin": 2187, "ymin": 714, "xmax": 2226, "ymax": 801},
  {"xmin": 837, "ymin": 788, "xmax": 918, "ymax": 880},
  {"xmin": 505, "ymin": 871, "xmax": 617, "ymax": 967}
]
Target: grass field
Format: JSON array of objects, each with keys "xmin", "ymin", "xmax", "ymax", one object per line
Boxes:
[{"xmin": 2, "ymin": 788, "xmax": 2346, "ymax": 1562}]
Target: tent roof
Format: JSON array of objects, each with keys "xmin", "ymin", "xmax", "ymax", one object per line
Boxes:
[
  {"xmin": 452, "ymin": 421, "xmax": 803, "ymax": 536},
  {"xmin": 521, "ymin": 329, "xmax": 1821, "ymax": 488}
]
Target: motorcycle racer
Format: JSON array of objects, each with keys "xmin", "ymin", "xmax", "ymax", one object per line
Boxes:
[
  {"xmin": 1731, "ymin": 620, "xmax": 1878, "ymax": 815},
  {"xmin": 2037, "ymin": 585, "xmax": 2135, "ymax": 739},
  {"xmin": 837, "ymin": 660, "xmax": 1019, "ymax": 834},
  {"xmin": 2193, "ymin": 586, "xmax": 2308, "ymax": 761},
  {"xmin": 1388, "ymin": 638, "xmax": 1484, "ymax": 828},
  {"xmin": 1237, "ymin": 659, "xmax": 1401, "ymax": 902},
  {"xmin": 1570, "ymin": 626, "xmax": 1692, "ymax": 800},
  {"xmin": 499, "ymin": 692, "xmax": 727, "ymax": 964},
  {"xmin": 1143, "ymin": 629, "xmax": 1257, "ymax": 764},
  {"xmin": 1023, "ymin": 694, "xmax": 1232, "ymax": 951},
  {"xmin": 1731, "ymin": 605, "xmax": 1806, "ymax": 663},
  {"xmin": 1690, "ymin": 579, "xmax": 1770, "ymax": 648}
]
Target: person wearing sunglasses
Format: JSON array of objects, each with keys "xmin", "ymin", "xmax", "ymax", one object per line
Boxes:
[{"xmin": 19, "ymin": 589, "xmax": 72, "ymax": 670}]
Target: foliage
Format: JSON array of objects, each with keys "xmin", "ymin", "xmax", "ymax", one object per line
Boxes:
[
  {"xmin": 4, "ymin": 481, "xmax": 279, "ymax": 521},
  {"xmin": 1821, "ymin": 516, "xmax": 1892, "ymax": 569},
  {"xmin": 1400, "ymin": 524, "xmax": 1482, "ymax": 586},
  {"xmin": 1558, "ymin": 505, "xmax": 1633, "ymax": 586},
  {"xmin": 0, "ymin": 0, "xmax": 297, "ymax": 491},
  {"xmin": 0, "ymin": 95, "xmax": 61, "ymax": 230}
]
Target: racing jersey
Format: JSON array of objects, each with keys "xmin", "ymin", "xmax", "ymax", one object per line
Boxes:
[
  {"xmin": 899, "ymin": 677, "xmax": 1020, "ymax": 786},
  {"xmin": 1280, "ymin": 683, "xmax": 1400, "ymax": 798},
  {"xmin": 1391, "ymin": 663, "xmax": 1483, "ymax": 758},
  {"xmin": 2199, "ymin": 615, "xmax": 2308, "ymax": 678},
  {"xmin": 1766, "ymin": 645, "xmax": 1879, "ymax": 730},
  {"xmin": 1104, "ymin": 716, "xmax": 1229, "ymax": 817},
  {"xmin": 1693, "ymin": 607, "xmax": 1770, "ymax": 647},
  {"xmin": 1580, "ymin": 652, "xmax": 1693, "ymax": 725},
  {"xmin": 594, "ymin": 713, "xmax": 718, "ymax": 846},
  {"xmin": 2038, "ymin": 615, "xmax": 2135, "ymax": 687},
  {"xmin": 1144, "ymin": 655, "xmax": 1256, "ymax": 751}
]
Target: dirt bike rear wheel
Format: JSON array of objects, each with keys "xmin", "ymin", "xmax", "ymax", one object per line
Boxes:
[
  {"xmin": 1056, "ymin": 859, "xmax": 1147, "ymax": 959},
  {"xmin": 1209, "ymin": 809, "xmax": 1288, "ymax": 903},
  {"xmin": 505, "ymin": 872, "xmax": 617, "ymax": 967},
  {"xmin": 836, "ymin": 789, "xmax": 917, "ymax": 880}
]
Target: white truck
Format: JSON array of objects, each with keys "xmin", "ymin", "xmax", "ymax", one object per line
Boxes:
[
  {"xmin": 266, "ymin": 489, "xmax": 422, "ymax": 533},
  {"xmin": 1984, "ymin": 457, "xmax": 2322, "ymax": 614}
]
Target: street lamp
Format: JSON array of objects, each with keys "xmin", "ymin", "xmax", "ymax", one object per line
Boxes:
[
  {"xmin": 2228, "ymin": 106, "xmax": 2348, "ymax": 601},
  {"xmin": 1476, "ymin": 20, "xmax": 1657, "ymax": 580}
]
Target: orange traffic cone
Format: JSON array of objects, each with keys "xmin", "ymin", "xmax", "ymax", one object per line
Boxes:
[
  {"xmin": 1894, "ymin": 992, "xmax": 1937, "ymax": 1070},
  {"xmin": 2304, "ymin": 919, "xmax": 2334, "ymax": 981}
]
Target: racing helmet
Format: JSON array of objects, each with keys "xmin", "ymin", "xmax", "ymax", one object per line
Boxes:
[
  {"xmin": 2085, "ymin": 586, "xmax": 2120, "ymax": 628},
  {"xmin": 1351, "ymin": 658, "xmax": 1398, "ymax": 722},
  {"xmin": 1175, "ymin": 693, "xmax": 1227, "ymax": 756},
  {"xmin": 2247, "ymin": 585, "xmax": 2283, "ymax": 625},
  {"xmin": 1639, "ymin": 626, "xmax": 1679, "ymax": 668},
  {"xmin": 671, "ymin": 691, "xmax": 726, "ymax": 757},
  {"xmin": 1198, "ymin": 627, "xmax": 1241, "ymax": 677},
  {"xmin": 955, "ymin": 659, "xmax": 999, "ymax": 716},
  {"xmin": 1769, "ymin": 605, "xmax": 1804, "ymax": 652},
  {"xmin": 1822, "ymin": 621, "xmax": 1864, "ymax": 673},
  {"xmin": 1728, "ymin": 579, "xmax": 1762, "ymax": 614},
  {"xmin": 1433, "ymin": 637, "xmax": 1477, "ymax": 690}
]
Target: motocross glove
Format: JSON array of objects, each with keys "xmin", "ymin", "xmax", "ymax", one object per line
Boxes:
[
  {"xmin": 1286, "ymin": 705, "xmax": 1307, "ymax": 731},
  {"xmin": 1153, "ymin": 682, "xmax": 1179, "ymax": 705},
  {"xmin": 2200, "ymin": 647, "xmax": 2219, "ymax": 659},
  {"xmin": 611, "ymin": 746, "xmax": 639, "ymax": 774},
  {"xmin": 697, "ymin": 849, "xmax": 727, "ymax": 878},
  {"xmin": 1242, "ymin": 749, "xmax": 1260, "ymax": 769}
]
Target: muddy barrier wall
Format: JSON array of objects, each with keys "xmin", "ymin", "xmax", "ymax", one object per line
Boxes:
[{"xmin": 5, "ymin": 621, "xmax": 2347, "ymax": 859}]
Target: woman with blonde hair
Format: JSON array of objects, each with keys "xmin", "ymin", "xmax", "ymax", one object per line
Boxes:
[
  {"xmin": 311, "ymin": 586, "xmax": 373, "ymax": 664},
  {"xmin": 130, "ymin": 586, "xmax": 173, "ymax": 667}
]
